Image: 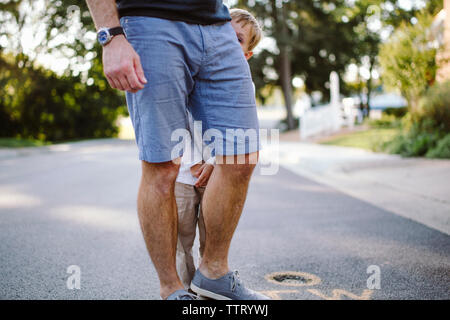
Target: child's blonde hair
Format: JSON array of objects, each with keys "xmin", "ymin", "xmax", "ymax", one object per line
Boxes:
[{"xmin": 230, "ymin": 8, "xmax": 262, "ymax": 51}]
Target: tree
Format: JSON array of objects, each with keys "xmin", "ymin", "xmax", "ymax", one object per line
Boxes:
[
  {"xmin": 379, "ymin": 13, "xmax": 437, "ymax": 112},
  {"xmin": 236, "ymin": 0, "xmax": 360, "ymax": 130},
  {"xmin": 234, "ymin": 0, "xmax": 440, "ymax": 126},
  {"xmin": 0, "ymin": 0, "xmax": 127, "ymax": 141},
  {"xmin": 344, "ymin": 0, "xmax": 442, "ymax": 117}
]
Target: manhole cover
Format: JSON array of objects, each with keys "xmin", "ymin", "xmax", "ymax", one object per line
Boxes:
[{"xmin": 265, "ymin": 271, "xmax": 321, "ymax": 287}]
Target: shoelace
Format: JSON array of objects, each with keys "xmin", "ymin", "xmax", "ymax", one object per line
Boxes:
[
  {"xmin": 230, "ymin": 270, "xmax": 241, "ymax": 292},
  {"xmin": 175, "ymin": 292, "xmax": 197, "ymax": 300}
]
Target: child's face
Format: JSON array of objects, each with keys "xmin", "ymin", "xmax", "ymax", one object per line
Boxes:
[{"xmin": 231, "ymin": 19, "xmax": 254, "ymax": 60}]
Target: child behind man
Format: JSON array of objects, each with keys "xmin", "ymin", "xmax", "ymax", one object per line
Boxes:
[{"xmin": 175, "ymin": 8, "xmax": 263, "ymax": 290}]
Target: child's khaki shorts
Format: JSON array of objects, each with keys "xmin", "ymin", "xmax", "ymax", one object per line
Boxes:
[{"xmin": 175, "ymin": 182, "xmax": 206, "ymax": 288}]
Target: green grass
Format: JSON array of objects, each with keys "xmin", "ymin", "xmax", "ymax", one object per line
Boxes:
[
  {"xmin": 0, "ymin": 138, "xmax": 52, "ymax": 148},
  {"xmin": 319, "ymin": 128, "xmax": 400, "ymax": 151}
]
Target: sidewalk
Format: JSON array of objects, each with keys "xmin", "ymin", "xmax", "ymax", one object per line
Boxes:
[{"xmin": 261, "ymin": 142, "xmax": 450, "ymax": 235}]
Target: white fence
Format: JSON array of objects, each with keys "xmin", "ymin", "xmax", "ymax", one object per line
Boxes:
[
  {"xmin": 300, "ymin": 104, "xmax": 343, "ymax": 139},
  {"xmin": 300, "ymin": 72, "xmax": 344, "ymax": 140}
]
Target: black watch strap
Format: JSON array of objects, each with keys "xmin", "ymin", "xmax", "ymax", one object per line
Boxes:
[{"xmin": 109, "ymin": 26, "xmax": 126, "ymax": 38}]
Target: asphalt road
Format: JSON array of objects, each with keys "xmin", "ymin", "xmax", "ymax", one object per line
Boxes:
[{"xmin": 0, "ymin": 139, "xmax": 449, "ymax": 300}]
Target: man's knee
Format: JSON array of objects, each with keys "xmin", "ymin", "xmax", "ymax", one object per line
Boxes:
[{"xmin": 141, "ymin": 159, "xmax": 180, "ymax": 195}]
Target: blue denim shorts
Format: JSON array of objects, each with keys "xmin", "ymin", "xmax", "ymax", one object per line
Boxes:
[{"xmin": 120, "ymin": 16, "xmax": 260, "ymax": 163}]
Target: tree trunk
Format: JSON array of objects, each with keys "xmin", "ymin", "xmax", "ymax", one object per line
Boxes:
[
  {"xmin": 280, "ymin": 47, "xmax": 295, "ymax": 130},
  {"xmin": 276, "ymin": 2, "xmax": 295, "ymax": 131},
  {"xmin": 365, "ymin": 56, "xmax": 376, "ymax": 118},
  {"xmin": 366, "ymin": 79, "xmax": 372, "ymax": 118}
]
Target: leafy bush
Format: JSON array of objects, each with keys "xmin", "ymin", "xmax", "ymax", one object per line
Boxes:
[
  {"xmin": 382, "ymin": 126, "xmax": 441, "ymax": 157},
  {"xmin": 368, "ymin": 114, "xmax": 401, "ymax": 129},
  {"xmin": 414, "ymin": 81, "xmax": 450, "ymax": 134},
  {"xmin": 0, "ymin": 54, "xmax": 127, "ymax": 142},
  {"xmin": 426, "ymin": 134, "xmax": 450, "ymax": 158},
  {"xmin": 382, "ymin": 82, "xmax": 450, "ymax": 158},
  {"xmin": 383, "ymin": 107, "xmax": 408, "ymax": 118}
]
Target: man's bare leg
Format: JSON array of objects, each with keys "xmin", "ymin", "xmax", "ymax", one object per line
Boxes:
[
  {"xmin": 199, "ymin": 152, "xmax": 258, "ymax": 279},
  {"xmin": 138, "ymin": 160, "xmax": 184, "ymax": 299}
]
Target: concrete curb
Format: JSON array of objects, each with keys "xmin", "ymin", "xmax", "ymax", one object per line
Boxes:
[
  {"xmin": 262, "ymin": 142, "xmax": 450, "ymax": 235},
  {"xmin": 0, "ymin": 139, "xmax": 135, "ymax": 160}
]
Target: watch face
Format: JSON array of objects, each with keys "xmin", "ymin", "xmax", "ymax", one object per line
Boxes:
[{"xmin": 97, "ymin": 30, "xmax": 110, "ymax": 45}]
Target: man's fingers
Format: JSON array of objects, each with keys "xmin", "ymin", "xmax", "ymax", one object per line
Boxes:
[
  {"xmin": 126, "ymin": 72, "xmax": 144, "ymax": 93},
  {"xmin": 116, "ymin": 73, "xmax": 131, "ymax": 92},
  {"xmin": 105, "ymin": 75, "xmax": 115, "ymax": 88},
  {"xmin": 120, "ymin": 61, "xmax": 145, "ymax": 93},
  {"xmin": 106, "ymin": 62, "xmax": 135, "ymax": 92},
  {"xmin": 106, "ymin": 66, "xmax": 127, "ymax": 91},
  {"xmin": 106, "ymin": 75, "xmax": 120, "ymax": 90},
  {"xmin": 124, "ymin": 74, "xmax": 137, "ymax": 93},
  {"xmin": 102, "ymin": 36, "xmax": 146, "ymax": 92},
  {"xmin": 134, "ymin": 55, "xmax": 147, "ymax": 85}
]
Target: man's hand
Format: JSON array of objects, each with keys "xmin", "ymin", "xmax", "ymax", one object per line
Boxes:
[
  {"xmin": 102, "ymin": 35, "xmax": 147, "ymax": 93},
  {"xmin": 85, "ymin": 0, "xmax": 146, "ymax": 93},
  {"xmin": 191, "ymin": 163, "xmax": 214, "ymax": 187}
]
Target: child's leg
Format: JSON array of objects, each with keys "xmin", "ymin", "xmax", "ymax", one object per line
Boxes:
[
  {"xmin": 175, "ymin": 182, "xmax": 200, "ymax": 289},
  {"xmin": 196, "ymin": 186, "xmax": 207, "ymax": 266}
]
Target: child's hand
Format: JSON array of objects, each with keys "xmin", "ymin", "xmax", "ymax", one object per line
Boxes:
[
  {"xmin": 193, "ymin": 163, "xmax": 214, "ymax": 187},
  {"xmin": 190, "ymin": 162, "xmax": 203, "ymax": 177}
]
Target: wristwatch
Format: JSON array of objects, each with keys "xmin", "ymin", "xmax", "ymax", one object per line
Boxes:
[{"xmin": 97, "ymin": 26, "xmax": 126, "ymax": 46}]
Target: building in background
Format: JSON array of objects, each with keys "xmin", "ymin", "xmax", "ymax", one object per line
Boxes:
[{"xmin": 435, "ymin": 0, "xmax": 450, "ymax": 82}]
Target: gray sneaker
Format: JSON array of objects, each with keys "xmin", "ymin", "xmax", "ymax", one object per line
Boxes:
[
  {"xmin": 190, "ymin": 270, "xmax": 271, "ymax": 300},
  {"xmin": 165, "ymin": 289, "xmax": 198, "ymax": 300}
]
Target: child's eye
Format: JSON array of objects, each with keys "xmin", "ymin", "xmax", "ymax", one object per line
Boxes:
[{"xmin": 238, "ymin": 38, "xmax": 243, "ymax": 43}]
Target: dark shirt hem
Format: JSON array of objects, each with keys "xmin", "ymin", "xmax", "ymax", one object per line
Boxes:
[{"xmin": 118, "ymin": 8, "xmax": 231, "ymax": 25}]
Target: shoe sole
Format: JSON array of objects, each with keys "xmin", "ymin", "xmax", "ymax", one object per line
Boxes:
[{"xmin": 190, "ymin": 283, "xmax": 232, "ymax": 300}]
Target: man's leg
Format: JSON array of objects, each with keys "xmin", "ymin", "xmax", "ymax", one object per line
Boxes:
[
  {"xmin": 187, "ymin": 22, "xmax": 268, "ymax": 299},
  {"xmin": 120, "ymin": 16, "xmax": 204, "ymax": 299},
  {"xmin": 199, "ymin": 153, "xmax": 257, "ymax": 279},
  {"xmin": 138, "ymin": 160, "xmax": 184, "ymax": 299}
]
